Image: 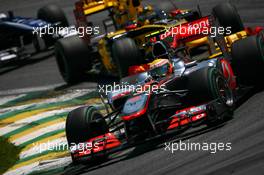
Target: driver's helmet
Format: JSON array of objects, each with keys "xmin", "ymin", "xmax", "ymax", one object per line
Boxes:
[
  {"xmin": 148, "ymin": 59, "xmax": 173, "ymax": 76},
  {"xmin": 0, "ymin": 13, "xmax": 7, "ymax": 19},
  {"xmin": 128, "ymin": 59, "xmax": 173, "ymax": 76}
]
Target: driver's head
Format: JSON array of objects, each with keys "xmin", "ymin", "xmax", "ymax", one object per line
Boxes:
[{"xmin": 149, "ymin": 59, "xmax": 173, "ymax": 76}]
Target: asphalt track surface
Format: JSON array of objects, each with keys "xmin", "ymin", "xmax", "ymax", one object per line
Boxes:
[{"xmin": 1, "ymin": 0, "xmax": 264, "ymax": 175}]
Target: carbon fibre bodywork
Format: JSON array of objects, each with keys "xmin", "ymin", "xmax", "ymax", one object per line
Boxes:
[{"xmin": 66, "ymin": 2, "xmax": 264, "ymax": 163}]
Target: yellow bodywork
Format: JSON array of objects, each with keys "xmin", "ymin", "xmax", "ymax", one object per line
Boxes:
[
  {"xmin": 82, "ymin": 0, "xmax": 116, "ymax": 15},
  {"xmin": 185, "ymin": 31, "xmax": 248, "ymax": 59},
  {"xmin": 76, "ymin": 0, "xmax": 160, "ymax": 74},
  {"xmin": 225, "ymin": 31, "xmax": 248, "ymax": 47},
  {"xmin": 80, "ymin": 0, "xmax": 143, "ymax": 26},
  {"xmin": 98, "ymin": 25, "xmax": 168, "ymax": 73},
  {"xmin": 76, "ymin": 0, "xmax": 248, "ymax": 75}
]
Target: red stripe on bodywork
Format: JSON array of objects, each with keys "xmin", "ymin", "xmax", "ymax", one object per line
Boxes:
[{"xmin": 73, "ymin": 132, "xmax": 121, "ymax": 158}]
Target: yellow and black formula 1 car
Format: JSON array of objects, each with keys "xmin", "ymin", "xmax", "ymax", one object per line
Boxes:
[{"xmin": 54, "ymin": 0, "xmax": 201, "ymax": 84}]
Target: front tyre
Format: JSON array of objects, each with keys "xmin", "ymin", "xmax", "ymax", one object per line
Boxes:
[
  {"xmin": 66, "ymin": 106, "xmax": 108, "ymax": 163},
  {"xmin": 188, "ymin": 67, "xmax": 234, "ymax": 107},
  {"xmin": 188, "ymin": 67, "xmax": 234, "ymax": 125}
]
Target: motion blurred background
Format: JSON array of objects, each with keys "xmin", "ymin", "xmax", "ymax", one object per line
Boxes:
[{"xmin": 0, "ymin": 0, "xmax": 263, "ymax": 92}]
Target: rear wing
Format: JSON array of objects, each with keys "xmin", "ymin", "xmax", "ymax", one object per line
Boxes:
[
  {"xmin": 76, "ymin": 0, "xmax": 116, "ymax": 16},
  {"xmin": 73, "ymin": 0, "xmax": 117, "ymax": 42}
]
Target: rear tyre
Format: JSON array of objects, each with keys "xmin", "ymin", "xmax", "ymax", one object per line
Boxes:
[
  {"xmin": 112, "ymin": 37, "xmax": 143, "ymax": 78},
  {"xmin": 66, "ymin": 106, "xmax": 108, "ymax": 163},
  {"xmin": 37, "ymin": 4, "xmax": 69, "ymax": 47},
  {"xmin": 231, "ymin": 34, "xmax": 264, "ymax": 86},
  {"xmin": 55, "ymin": 36, "xmax": 91, "ymax": 84},
  {"xmin": 212, "ymin": 3, "xmax": 244, "ymax": 35}
]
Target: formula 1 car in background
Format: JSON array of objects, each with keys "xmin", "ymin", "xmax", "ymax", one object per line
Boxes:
[
  {"xmin": 0, "ymin": 5, "xmax": 68, "ymax": 67},
  {"xmin": 65, "ymin": 2, "xmax": 264, "ymax": 163},
  {"xmin": 54, "ymin": 0, "xmax": 201, "ymax": 84}
]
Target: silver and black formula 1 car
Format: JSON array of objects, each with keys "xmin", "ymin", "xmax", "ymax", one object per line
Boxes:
[
  {"xmin": 63, "ymin": 4, "xmax": 264, "ymax": 162},
  {"xmin": 65, "ymin": 15, "xmax": 264, "ymax": 163}
]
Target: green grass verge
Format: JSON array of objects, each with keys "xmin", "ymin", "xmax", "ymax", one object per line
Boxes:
[{"xmin": 0, "ymin": 136, "xmax": 21, "ymax": 174}]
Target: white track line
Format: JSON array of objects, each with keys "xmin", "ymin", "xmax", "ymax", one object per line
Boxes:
[
  {"xmin": 0, "ymin": 83, "xmax": 64, "ymax": 96},
  {"xmin": 20, "ymin": 137, "xmax": 68, "ymax": 159},
  {"xmin": 0, "ymin": 106, "xmax": 80, "ymax": 136},
  {"xmin": 4, "ymin": 157, "xmax": 71, "ymax": 175},
  {"xmin": 0, "ymin": 89, "xmax": 94, "ymax": 114},
  {"xmin": 12, "ymin": 122, "xmax": 65, "ymax": 146},
  {"xmin": 0, "ymin": 94, "xmax": 26, "ymax": 106},
  {"xmin": 4, "ymin": 162, "xmax": 39, "ymax": 175}
]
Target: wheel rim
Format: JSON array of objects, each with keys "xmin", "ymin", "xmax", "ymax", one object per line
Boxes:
[{"xmin": 215, "ymin": 76, "xmax": 234, "ymax": 107}]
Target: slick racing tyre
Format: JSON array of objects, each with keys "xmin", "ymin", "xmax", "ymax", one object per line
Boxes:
[
  {"xmin": 66, "ymin": 106, "xmax": 109, "ymax": 163},
  {"xmin": 37, "ymin": 4, "xmax": 69, "ymax": 47},
  {"xmin": 55, "ymin": 36, "xmax": 91, "ymax": 84},
  {"xmin": 188, "ymin": 67, "xmax": 234, "ymax": 126},
  {"xmin": 231, "ymin": 34, "xmax": 264, "ymax": 86},
  {"xmin": 112, "ymin": 37, "xmax": 143, "ymax": 78},
  {"xmin": 213, "ymin": 3, "xmax": 244, "ymax": 35},
  {"xmin": 37, "ymin": 4, "xmax": 68, "ymax": 27},
  {"xmin": 188, "ymin": 67, "xmax": 234, "ymax": 107}
]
